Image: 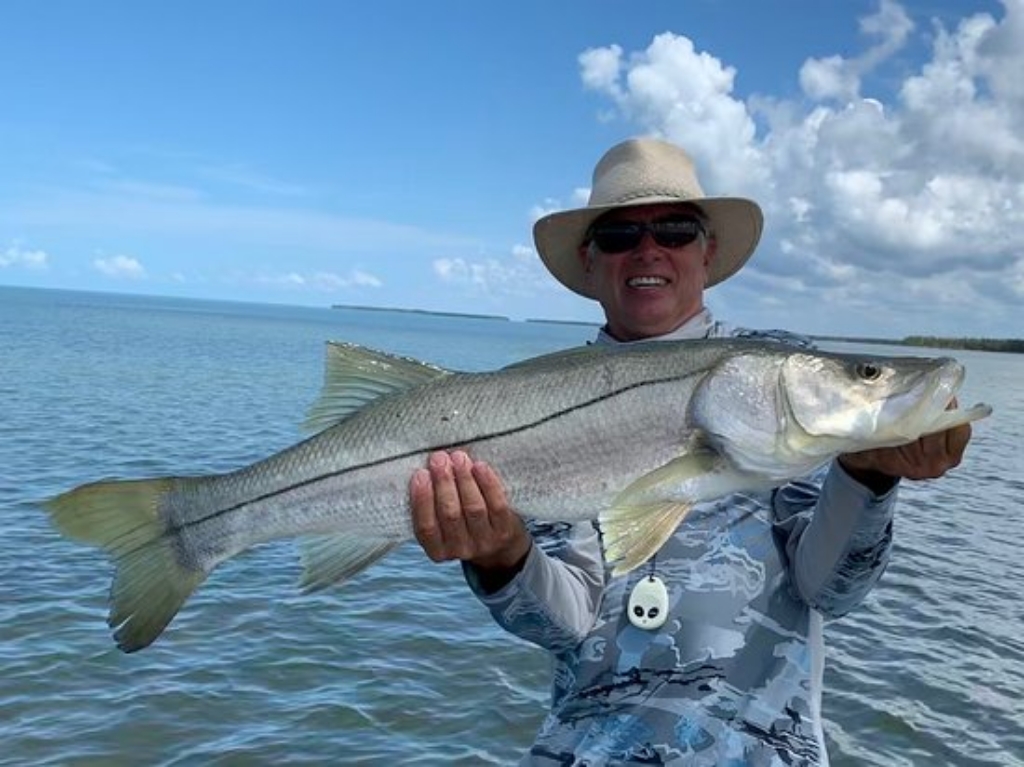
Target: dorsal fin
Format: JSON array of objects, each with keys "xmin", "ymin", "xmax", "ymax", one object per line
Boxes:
[{"xmin": 302, "ymin": 342, "xmax": 452, "ymax": 434}]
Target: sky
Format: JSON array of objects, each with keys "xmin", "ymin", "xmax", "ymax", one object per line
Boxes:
[{"xmin": 1, "ymin": 0, "xmax": 1021, "ymax": 339}]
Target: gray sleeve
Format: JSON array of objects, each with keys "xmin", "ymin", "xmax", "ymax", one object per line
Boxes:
[
  {"xmin": 461, "ymin": 521, "xmax": 606, "ymax": 652},
  {"xmin": 773, "ymin": 461, "xmax": 897, "ymax": 618}
]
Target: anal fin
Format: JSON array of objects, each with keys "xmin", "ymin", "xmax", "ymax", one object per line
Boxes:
[{"xmin": 299, "ymin": 535, "xmax": 400, "ymax": 592}]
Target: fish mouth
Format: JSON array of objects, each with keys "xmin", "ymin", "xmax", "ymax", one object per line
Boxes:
[
  {"xmin": 896, "ymin": 358, "xmax": 993, "ymax": 439},
  {"xmin": 895, "ymin": 359, "xmax": 964, "ymax": 438},
  {"xmin": 870, "ymin": 356, "xmax": 993, "ymax": 446}
]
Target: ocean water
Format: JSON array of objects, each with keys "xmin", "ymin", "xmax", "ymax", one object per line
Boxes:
[{"xmin": 1, "ymin": 285, "xmax": 1021, "ymax": 766}]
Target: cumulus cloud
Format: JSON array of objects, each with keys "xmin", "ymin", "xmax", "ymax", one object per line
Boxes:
[
  {"xmin": 579, "ymin": 32, "xmax": 766, "ymax": 196},
  {"xmin": 1, "ymin": 242, "xmax": 49, "ymax": 269},
  {"xmin": 569, "ymin": 0, "xmax": 1024, "ymax": 336},
  {"xmin": 530, "ymin": 191, "xmax": 588, "ymax": 223},
  {"xmin": 310, "ymin": 269, "xmax": 383, "ymax": 290},
  {"xmin": 93, "ymin": 254, "xmax": 145, "ymax": 279},
  {"xmin": 799, "ymin": 0, "xmax": 914, "ymax": 101},
  {"xmin": 433, "ymin": 244, "xmax": 557, "ymax": 299},
  {"xmin": 256, "ymin": 268, "xmax": 383, "ymax": 292}
]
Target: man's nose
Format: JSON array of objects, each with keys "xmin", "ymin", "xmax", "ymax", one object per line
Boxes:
[{"xmin": 630, "ymin": 230, "xmax": 663, "ymax": 255}]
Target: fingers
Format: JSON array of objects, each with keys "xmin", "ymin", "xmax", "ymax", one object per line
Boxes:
[
  {"xmin": 453, "ymin": 451, "xmax": 492, "ymax": 543},
  {"xmin": 897, "ymin": 422, "xmax": 971, "ymax": 479},
  {"xmin": 473, "ymin": 459, "xmax": 527, "ymax": 546},
  {"xmin": 411, "ymin": 451, "xmax": 471, "ymax": 561},
  {"xmin": 848, "ymin": 421, "xmax": 975, "ymax": 483},
  {"xmin": 409, "ymin": 450, "xmax": 516, "ymax": 563},
  {"xmin": 936, "ymin": 397, "xmax": 971, "ymax": 471},
  {"xmin": 944, "ymin": 422, "xmax": 972, "ymax": 466},
  {"xmin": 410, "ymin": 465, "xmax": 446, "ymax": 561},
  {"xmin": 431, "ymin": 451, "xmax": 476, "ymax": 559}
]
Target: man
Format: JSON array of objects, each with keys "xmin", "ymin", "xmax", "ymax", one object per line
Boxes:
[{"xmin": 409, "ymin": 138, "xmax": 972, "ymax": 765}]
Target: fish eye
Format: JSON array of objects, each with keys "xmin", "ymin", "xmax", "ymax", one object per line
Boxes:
[{"xmin": 855, "ymin": 362, "xmax": 883, "ymax": 381}]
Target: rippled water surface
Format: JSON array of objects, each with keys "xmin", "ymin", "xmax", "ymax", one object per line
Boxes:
[{"xmin": 2, "ymin": 287, "xmax": 1021, "ymax": 766}]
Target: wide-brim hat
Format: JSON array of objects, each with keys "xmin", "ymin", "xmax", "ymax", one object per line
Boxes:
[{"xmin": 533, "ymin": 137, "xmax": 763, "ymax": 299}]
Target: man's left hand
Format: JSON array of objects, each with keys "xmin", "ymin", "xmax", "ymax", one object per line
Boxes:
[{"xmin": 838, "ymin": 421, "xmax": 974, "ymax": 493}]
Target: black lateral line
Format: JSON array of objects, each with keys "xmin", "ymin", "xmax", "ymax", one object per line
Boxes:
[{"xmin": 170, "ymin": 369, "xmax": 700, "ymax": 531}]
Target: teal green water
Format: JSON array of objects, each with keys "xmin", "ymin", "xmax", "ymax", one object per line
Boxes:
[{"xmin": 1, "ymin": 286, "xmax": 1021, "ymax": 765}]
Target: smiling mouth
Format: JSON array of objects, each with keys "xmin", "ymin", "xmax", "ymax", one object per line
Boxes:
[{"xmin": 626, "ymin": 276, "xmax": 669, "ymax": 288}]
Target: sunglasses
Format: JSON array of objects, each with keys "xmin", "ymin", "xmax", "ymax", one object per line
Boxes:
[{"xmin": 587, "ymin": 216, "xmax": 705, "ymax": 254}]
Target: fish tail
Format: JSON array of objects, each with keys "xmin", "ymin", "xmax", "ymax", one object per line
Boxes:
[{"xmin": 44, "ymin": 477, "xmax": 207, "ymax": 653}]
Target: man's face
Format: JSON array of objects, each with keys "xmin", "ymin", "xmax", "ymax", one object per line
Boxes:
[{"xmin": 578, "ymin": 203, "xmax": 715, "ymax": 341}]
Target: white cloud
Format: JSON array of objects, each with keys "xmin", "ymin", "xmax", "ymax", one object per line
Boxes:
[
  {"xmin": 579, "ymin": 44, "xmax": 625, "ymax": 98},
  {"xmin": 309, "ymin": 269, "xmax": 383, "ymax": 290},
  {"xmin": 1, "ymin": 243, "xmax": 49, "ymax": 269},
  {"xmin": 581, "ymin": 32, "xmax": 765, "ymax": 197},
  {"xmin": 800, "ymin": 56, "xmax": 860, "ymax": 103},
  {"xmin": 799, "ymin": 0, "xmax": 914, "ymax": 101},
  {"xmin": 530, "ymin": 191, "xmax": 588, "ymax": 223},
  {"xmin": 93, "ymin": 254, "xmax": 145, "ymax": 279},
  {"xmin": 569, "ymin": 0, "xmax": 1024, "ymax": 336},
  {"xmin": 254, "ymin": 268, "xmax": 383, "ymax": 292},
  {"xmin": 433, "ymin": 243, "xmax": 557, "ymax": 299}
]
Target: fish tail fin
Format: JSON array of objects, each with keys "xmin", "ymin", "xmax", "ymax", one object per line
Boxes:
[{"xmin": 44, "ymin": 477, "xmax": 208, "ymax": 653}]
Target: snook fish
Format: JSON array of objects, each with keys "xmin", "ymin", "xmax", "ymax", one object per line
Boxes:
[{"xmin": 44, "ymin": 338, "xmax": 991, "ymax": 652}]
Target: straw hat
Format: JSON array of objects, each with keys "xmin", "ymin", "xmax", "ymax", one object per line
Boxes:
[{"xmin": 533, "ymin": 137, "xmax": 763, "ymax": 299}]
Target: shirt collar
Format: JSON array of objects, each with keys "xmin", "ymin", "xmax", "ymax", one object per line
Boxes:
[{"xmin": 594, "ymin": 308, "xmax": 715, "ymax": 346}]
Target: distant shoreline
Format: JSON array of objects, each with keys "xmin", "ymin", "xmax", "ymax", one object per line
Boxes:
[
  {"xmin": 331, "ymin": 304, "xmax": 511, "ymax": 322},
  {"xmin": 331, "ymin": 303, "xmax": 601, "ymax": 328},
  {"xmin": 330, "ymin": 305, "xmax": 1021, "ymax": 351},
  {"xmin": 525, "ymin": 318, "xmax": 600, "ymax": 327},
  {"xmin": 329, "ymin": 304, "xmax": 1023, "ymax": 352}
]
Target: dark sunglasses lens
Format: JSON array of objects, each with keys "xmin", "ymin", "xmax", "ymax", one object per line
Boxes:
[
  {"xmin": 591, "ymin": 218, "xmax": 703, "ymax": 253},
  {"xmin": 651, "ymin": 219, "xmax": 701, "ymax": 248},
  {"xmin": 591, "ymin": 224, "xmax": 643, "ymax": 253}
]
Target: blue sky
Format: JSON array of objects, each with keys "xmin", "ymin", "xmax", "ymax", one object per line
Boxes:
[{"xmin": 2, "ymin": 0, "xmax": 1021, "ymax": 338}]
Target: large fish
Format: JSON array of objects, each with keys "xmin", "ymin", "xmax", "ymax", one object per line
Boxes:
[{"xmin": 44, "ymin": 338, "xmax": 990, "ymax": 652}]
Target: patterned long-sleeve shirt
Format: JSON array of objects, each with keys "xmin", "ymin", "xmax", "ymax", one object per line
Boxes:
[{"xmin": 463, "ymin": 310, "xmax": 896, "ymax": 766}]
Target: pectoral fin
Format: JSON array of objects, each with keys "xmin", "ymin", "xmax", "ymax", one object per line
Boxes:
[
  {"xmin": 601, "ymin": 499, "xmax": 694, "ymax": 577},
  {"xmin": 598, "ymin": 451, "xmax": 722, "ymax": 577}
]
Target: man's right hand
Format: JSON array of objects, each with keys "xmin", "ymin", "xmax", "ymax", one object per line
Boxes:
[{"xmin": 409, "ymin": 450, "xmax": 531, "ymax": 576}]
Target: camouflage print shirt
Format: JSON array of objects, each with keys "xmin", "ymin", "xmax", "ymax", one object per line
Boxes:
[{"xmin": 463, "ymin": 311, "xmax": 896, "ymax": 766}]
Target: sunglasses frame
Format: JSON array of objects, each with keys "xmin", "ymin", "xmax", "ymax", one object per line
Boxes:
[{"xmin": 586, "ymin": 215, "xmax": 706, "ymax": 254}]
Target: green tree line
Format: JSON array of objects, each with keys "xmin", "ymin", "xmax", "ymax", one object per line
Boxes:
[{"xmin": 902, "ymin": 336, "xmax": 1024, "ymax": 353}]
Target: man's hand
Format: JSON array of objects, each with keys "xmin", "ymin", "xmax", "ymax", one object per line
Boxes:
[
  {"xmin": 838, "ymin": 421, "xmax": 974, "ymax": 493},
  {"xmin": 409, "ymin": 450, "xmax": 531, "ymax": 573}
]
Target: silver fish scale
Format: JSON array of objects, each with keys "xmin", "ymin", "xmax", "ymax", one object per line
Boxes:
[
  {"xmin": 182, "ymin": 340, "xmax": 751, "ymax": 557},
  {"xmin": 44, "ymin": 337, "xmax": 991, "ymax": 652}
]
